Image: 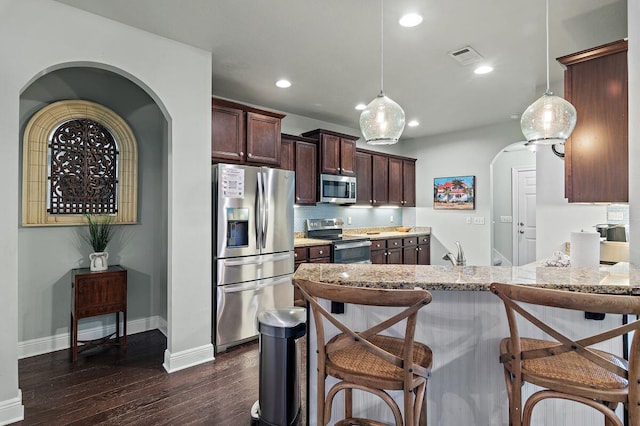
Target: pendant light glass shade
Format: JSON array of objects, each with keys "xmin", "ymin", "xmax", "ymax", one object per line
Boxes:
[
  {"xmin": 360, "ymin": 91, "xmax": 406, "ymax": 145},
  {"xmin": 521, "ymin": 90, "xmax": 577, "ymax": 145},
  {"xmin": 360, "ymin": 0, "xmax": 405, "ymax": 145},
  {"xmin": 521, "ymin": 0, "xmax": 577, "ymax": 146}
]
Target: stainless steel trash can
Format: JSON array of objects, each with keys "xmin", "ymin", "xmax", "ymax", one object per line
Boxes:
[{"xmin": 251, "ymin": 307, "xmax": 306, "ymax": 426}]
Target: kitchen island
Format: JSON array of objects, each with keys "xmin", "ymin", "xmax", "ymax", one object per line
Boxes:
[{"xmin": 293, "ymin": 262, "xmax": 638, "ymax": 425}]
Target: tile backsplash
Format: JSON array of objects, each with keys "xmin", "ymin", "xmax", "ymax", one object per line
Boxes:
[
  {"xmin": 607, "ymin": 204, "xmax": 629, "ymax": 225},
  {"xmin": 294, "ymin": 205, "xmax": 402, "ymax": 232}
]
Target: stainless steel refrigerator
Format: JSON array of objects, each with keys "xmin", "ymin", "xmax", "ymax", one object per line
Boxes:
[{"xmin": 212, "ymin": 163, "xmax": 295, "ymax": 352}]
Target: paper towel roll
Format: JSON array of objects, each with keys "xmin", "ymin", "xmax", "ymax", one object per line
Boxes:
[{"xmin": 570, "ymin": 232, "xmax": 600, "ymax": 268}]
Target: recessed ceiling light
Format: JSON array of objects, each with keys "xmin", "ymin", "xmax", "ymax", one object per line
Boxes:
[
  {"xmin": 399, "ymin": 13, "xmax": 423, "ymax": 27},
  {"xmin": 407, "ymin": 120, "xmax": 420, "ymax": 127},
  {"xmin": 355, "ymin": 103, "xmax": 367, "ymax": 110},
  {"xmin": 275, "ymin": 79, "xmax": 291, "ymax": 88},
  {"xmin": 474, "ymin": 65, "xmax": 494, "ymax": 75}
]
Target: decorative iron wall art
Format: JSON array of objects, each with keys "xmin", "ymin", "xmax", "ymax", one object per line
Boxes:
[{"xmin": 48, "ymin": 118, "xmax": 119, "ymax": 215}]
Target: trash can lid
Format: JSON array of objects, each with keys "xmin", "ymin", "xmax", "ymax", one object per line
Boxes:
[
  {"xmin": 258, "ymin": 307, "xmax": 307, "ymax": 339},
  {"xmin": 258, "ymin": 307, "xmax": 306, "ymax": 328}
]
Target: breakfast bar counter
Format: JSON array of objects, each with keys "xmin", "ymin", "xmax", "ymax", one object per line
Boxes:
[{"xmin": 293, "ymin": 263, "xmax": 637, "ymax": 425}]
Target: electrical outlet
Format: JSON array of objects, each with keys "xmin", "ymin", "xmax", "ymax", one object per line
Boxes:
[
  {"xmin": 608, "ymin": 211, "xmax": 624, "ymax": 221},
  {"xmin": 473, "ymin": 216, "xmax": 485, "ymax": 225},
  {"xmin": 390, "ymin": 215, "xmax": 394, "ymax": 223},
  {"xmin": 348, "ymin": 216, "xmax": 352, "ymax": 225},
  {"xmin": 466, "ymin": 217, "xmax": 471, "ymax": 224}
]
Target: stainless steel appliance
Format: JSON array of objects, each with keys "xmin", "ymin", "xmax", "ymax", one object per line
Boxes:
[
  {"xmin": 319, "ymin": 174, "xmax": 357, "ymax": 204},
  {"xmin": 212, "ymin": 163, "xmax": 295, "ymax": 352},
  {"xmin": 305, "ymin": 218, "xmax": 371, "ymax": 264}
]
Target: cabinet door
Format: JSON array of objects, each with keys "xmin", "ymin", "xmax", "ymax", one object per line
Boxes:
[
  {"xmin": 246, "ymin": 112, "xmax": 281, "ymax": 166},
  {"xmin": 280, "ymin": 138, "xmax": 295, "ymax": 171},
  {"xmin": 339, "ymin": 138, "xmax": 357, "ymax": 176},
  {"xmin": 211, "ymin": 104, "xmax": 245, "ymax": 162},
  {"xmin": 319, "ymin": 134, "xmax": 341, "ymax": 174},
  {"xmin": 418, "ymin": 235, "xmax": 430, "ymax": 265},
  {"xmin": 370, "ymin": 249, "xmax": 387, "ymax": 264},
  {"xmin": 403, "ymin": 246, "xmax": 418, "ymax": 264},
  {"xmin": 403, "ymin": 160, "xmax": 416, "ymax": 207},
  {"xmin": 388, "ymin": 157, "xmax": 403, "ymax": 205},
  {"xmin": 295, "ymin": 141, "xmax": 317, "ymax": 205},
  {"xmin": 371, "ymin": 154, "xmax": 388, "ymax": 205},
  {"xmin": 559, "ymin": 40, "xmax": 628, "ymax": 202},
  {"xmin": 387, "ymin": 248, "xmax": 403, "ymax": 264},
  {"xmin": 355, "ymin": 151, "xmax": 372, "ymax": 204}
]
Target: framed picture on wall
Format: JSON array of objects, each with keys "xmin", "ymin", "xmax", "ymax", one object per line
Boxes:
[{"xmin": 433, "ymin": 176, "xmax": 475, "ymax": 210}]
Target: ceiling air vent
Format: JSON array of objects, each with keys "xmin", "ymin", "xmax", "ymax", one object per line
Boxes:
[{"xmin": 448, "ymin": 46, "xmax": 484, "ymax": 66}]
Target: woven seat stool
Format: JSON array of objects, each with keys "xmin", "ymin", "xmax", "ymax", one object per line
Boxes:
[
  {"xmin": 296, "ymin": 279, "xmax": 433, "ymax": 426},
  {"xmin": 490, "ymin": 282, "xmax": 640, "ymax": 426}
]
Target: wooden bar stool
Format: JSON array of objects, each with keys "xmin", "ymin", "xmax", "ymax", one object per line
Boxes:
[
  {"xmin": 296, "ymin": 279, "xmax": 433, "ymax": 426},
  {"xmin": 490, "ymin": 282, "xmax": 640, "ymax": 426}
]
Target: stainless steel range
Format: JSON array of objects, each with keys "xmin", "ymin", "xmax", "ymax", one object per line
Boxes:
[{"xmin": 305, "ymin": 218, "xmax": 371, "ymax": 264}]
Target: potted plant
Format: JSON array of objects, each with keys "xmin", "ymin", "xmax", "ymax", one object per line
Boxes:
[{"xmin": 84, "ymin": 214, "xmax": 115, "ymax": 271}]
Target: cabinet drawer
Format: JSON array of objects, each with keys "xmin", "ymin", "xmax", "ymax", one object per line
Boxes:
[
  {"xmin": 370, "ymin": 240, "xmax": 385, "ymax": 250},
  {"xmin": 387, "ymin": 238, "xmax": 402, "ymax": 249},
  {"xmin": 309, "ymin": 257, "xmax": 330, "ymax": 263},
  {"xmin": 294, "ymin": 247, "xmax": 308, "ymax": 262},
  {"xmin": 309, "ymin": 244, "xmax": 331, "ymax": 259},
  {"xmin": 403, "ymin": 237, "xmax": 417, "ymax": 246},
  {"xmin": 418, "ymin": 235, "xmax": 430, "ymax": 245}
]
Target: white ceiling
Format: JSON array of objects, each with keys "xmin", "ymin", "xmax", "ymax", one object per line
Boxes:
[{"xmin": 53, "ymin": 0, "xmax": 627, "ymax": 141}]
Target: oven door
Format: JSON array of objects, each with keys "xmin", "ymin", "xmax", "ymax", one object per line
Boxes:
[{"xmin": 332, "ymin": 240, "xmax": 372, "ymax": 264}]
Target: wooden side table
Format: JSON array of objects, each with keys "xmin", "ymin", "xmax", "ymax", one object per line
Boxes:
[{"xmin": 70, "ymin": 265, "xmax": 127, "ymax": 362}]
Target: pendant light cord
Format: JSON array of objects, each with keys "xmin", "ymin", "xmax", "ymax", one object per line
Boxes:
[
  {"xmin": 380, "ymin": 0, "xmax": 384, "ymax": 94},
  {"xmin": 545, "ymin": 0, "xmax": 550, "ymax": 92}
]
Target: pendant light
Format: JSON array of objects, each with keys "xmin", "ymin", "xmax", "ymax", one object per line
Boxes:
[
  {"xmin": 521, "ymin": 0, "xmax": 576, "ymax": 146},
  {"xmin": 360, "ymin": 0, "xmax": 406, "ymax": 145}
]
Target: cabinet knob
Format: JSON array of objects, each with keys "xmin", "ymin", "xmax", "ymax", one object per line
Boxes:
[
  {"xmin": 248, "ymin": 153, "xmax": 253, "ymax": 158},
  {"xmin": 296, "ymin": 196, "xmax": 300, "ymax": 200},
  {"xmin": 373, "ymin": 200, "xmax": 377, "ymax": 203},
  {"xmin": 369, "ymin": 199, "xmax": 373, "ymax": 203},
  {"xmin": 294, "ymin": 253, "xmax": 298, "ymax": 258},
  {"xmin": 337, "ymin": 167, "xmax": 341, "ymax": 172},
  {"xmin": 384, "ymin": 252, "xmax": 388, "ymax": 256},
  {"xmin": 394, "ymin": 242, "xmax": 398, "ymax": 246},
  {"xmin": 319, "ymin": 250, "xmax": 324, "ymax": 254},
  {"xmin": 239, "ymin": 151, "xmax": 244, "ymax": 156}
]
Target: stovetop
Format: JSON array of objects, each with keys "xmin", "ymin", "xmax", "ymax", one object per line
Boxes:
[{"xmin": 305, "ymin": 218, "xmax": 370, "ymax": 243}]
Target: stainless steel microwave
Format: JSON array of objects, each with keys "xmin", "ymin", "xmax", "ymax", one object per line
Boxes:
[{"xmin": 319, "ymin": 174, "xmax": 357, "ymax": 204}]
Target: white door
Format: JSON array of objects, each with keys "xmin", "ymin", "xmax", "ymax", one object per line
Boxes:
[{"xmin": 512, "ymin": 168, "xmax": 536, "ymax": 265}]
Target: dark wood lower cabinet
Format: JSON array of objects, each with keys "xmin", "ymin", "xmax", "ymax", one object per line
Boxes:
[{"xmin": 369, "ymin": 235, "xmax": 430, "ymax": 265}]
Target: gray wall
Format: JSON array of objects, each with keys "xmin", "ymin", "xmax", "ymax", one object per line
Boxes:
[{"xmin": 18, "ymin": 67, "xmax": 168, "ymax": 345}]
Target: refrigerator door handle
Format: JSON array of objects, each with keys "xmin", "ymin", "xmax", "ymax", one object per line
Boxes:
[
  {"xmin": 221, "ymin": 252, "xmax": 292, "ymax": 267},
  {"xmin": 255, "ymin": 171, "xmax": 262, "ymax": 250},
  {"xmin": 262, "ymin": 170, "xmax": 269, "ymax": 249},
  {"xmin": 222, "ymin": 275, "xmax": 292, "ymax": 294}
]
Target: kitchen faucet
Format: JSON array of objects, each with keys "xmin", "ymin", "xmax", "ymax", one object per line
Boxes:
[{"xmin": 442, "ymin": 241, "xmax": 466, "ymax": 266}]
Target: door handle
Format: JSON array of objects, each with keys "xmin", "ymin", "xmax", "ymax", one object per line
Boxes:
[
  {"xmin": 519, "ymin": 230, "xmax": 525, "ymax": 234},
  {"xmin": 519, "ymin": 222, "xmax": 524, "ymax": 226}
]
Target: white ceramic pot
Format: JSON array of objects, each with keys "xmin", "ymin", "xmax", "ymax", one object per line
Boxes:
[{"xmin": 89, "ymin": 252, "xmax": 109, "ymax": 271}]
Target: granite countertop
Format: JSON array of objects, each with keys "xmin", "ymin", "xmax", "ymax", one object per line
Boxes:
[
  {"xmin": 294, "ymin": 226, "xmax": 431, "ymax": 247},
  {"xmin": 292, "ymin": 262, "xmax": 640, "ymax": 295}
]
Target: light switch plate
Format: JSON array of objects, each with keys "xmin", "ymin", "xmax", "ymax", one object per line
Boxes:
[
  {"xmin": 473, "ymin": 216, "xmax": 485, "ymax": 225},
  {"xmin": 500, "ymin": 216, "xmax": 513, "ymax": 223},
  {"xmin": 466, "ymin": 217, "xmax": 472, "ymax": 224}
]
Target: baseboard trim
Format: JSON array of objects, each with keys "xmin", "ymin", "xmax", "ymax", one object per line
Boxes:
[
  {"xmin": 18, "ymin": 315, "xmax": 167, "ymax": 359},
  {"xmin": 0, "ymin": 390, "xmax": 24, "ymax": 426},
  {"xmin": 163, "ymin": 343, "xmax": 214, "ymax": 373}
]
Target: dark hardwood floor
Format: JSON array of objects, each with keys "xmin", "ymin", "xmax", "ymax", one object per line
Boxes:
[{"xmin": 16, "ymin": 330, "xmax": 306, "ymax": 425}]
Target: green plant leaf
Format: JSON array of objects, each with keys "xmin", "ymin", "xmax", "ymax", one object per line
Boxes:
[{"xmin": 84, "ymin": 214, "xmax": 115, "ymax": 252}]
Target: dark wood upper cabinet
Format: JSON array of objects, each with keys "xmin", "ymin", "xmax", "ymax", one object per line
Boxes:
[
  {"xmin": 557, "ymin": 39, "xmax": 628, "ymax": 203},
  {"xmin": 295, "ymin": 141, "xmax": 317, "ymax": 205},
  {"xmin": 211, "ymin": 103, "xmax": 245, "ymax": 162},
  {"xmin": 301, "ymin": 129, "xmax": 358, "ymax": 176},
  {"xmin": 211, "ymin": 98, "xmax": 285, "ymax": 166},
  {"xmin": 246, "ymin": 112, "xmax": 281, "ymax": 165},
  {"xmin": 355, "ymin": 151, "xmax": 373, "ymax": 204},
  {"xmin": 281, "ymin": 133, "xmax": 318, "ymax": 205},
  {"xmin": 388, "ymin": 157, "xmax": 403, "ymax": 205},
  {"xmin": 371, "ymin": 153, "xmax": 388, "ymax": 205},
  {"xmin": 402, "ymin": 159, "xmax": 416, "ymax": 207},
  {"xmin": 279, "ymin": 137, "xmax": 295, "ymax": 171}
]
